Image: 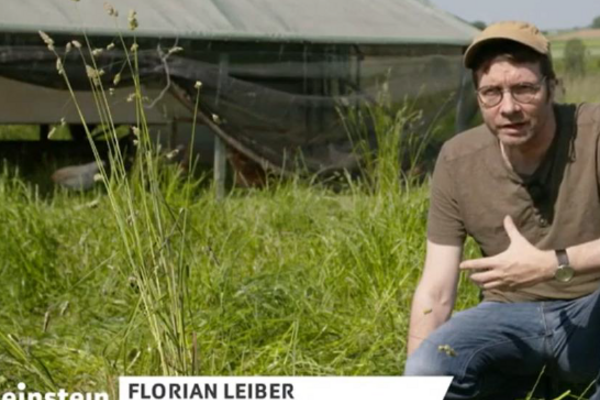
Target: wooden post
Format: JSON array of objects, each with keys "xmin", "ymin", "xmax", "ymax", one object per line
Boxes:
[
  {"xmin": 214, "ymin": 53, "xmax": 229, "ymax": 200},
  {"xmin": 214, "ymin": 134, "xmax": 226, "ymax": 200}
]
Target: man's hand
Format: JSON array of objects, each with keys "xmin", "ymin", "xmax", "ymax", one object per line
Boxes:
[{"xmin": 460, "ymin": 215, "xmax": 556, "ymax": 290}]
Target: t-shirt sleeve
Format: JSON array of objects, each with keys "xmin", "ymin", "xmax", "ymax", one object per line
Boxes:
[{"xmin": 427, "ymin": 143, "xmax": 467, "ymax": 246}]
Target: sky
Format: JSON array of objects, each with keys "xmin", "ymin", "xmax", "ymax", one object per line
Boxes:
[{"xmin": 427, "ymin": 0, "xmax": 600, "ymax": 31}]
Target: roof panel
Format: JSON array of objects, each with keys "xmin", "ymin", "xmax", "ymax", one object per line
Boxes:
[{"xmin": 0, "ymin": 0, "xmax": 479, "ymax": 45}]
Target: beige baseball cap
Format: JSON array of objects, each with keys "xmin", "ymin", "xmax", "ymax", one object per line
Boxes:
[{"xmin": 463, "ymin": 21, "xmax": 550, "ymax": 69}]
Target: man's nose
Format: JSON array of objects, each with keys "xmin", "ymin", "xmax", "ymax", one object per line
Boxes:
[{"xmin": 499, "ymin": 91, "xmax": 521, "ymax": 116}]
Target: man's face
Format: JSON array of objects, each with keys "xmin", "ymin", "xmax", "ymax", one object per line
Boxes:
[{"xmin": 475, "ymin": 57, "xmax": 554, "ymax": 149}]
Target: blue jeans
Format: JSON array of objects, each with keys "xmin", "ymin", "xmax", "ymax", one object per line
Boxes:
[{"xmin": 404, "ymin": 289, "xmax": 600, "ymax": 399}]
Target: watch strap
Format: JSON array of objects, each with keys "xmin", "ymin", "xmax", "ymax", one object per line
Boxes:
[{"xmin": 556, "ymin": 249, "xmax": 569, "ymax": 266}]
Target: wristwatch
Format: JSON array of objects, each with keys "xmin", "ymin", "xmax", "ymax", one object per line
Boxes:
[{"xmin": 554, "ymin": 249, "xmax": 574, "ymax": 283}]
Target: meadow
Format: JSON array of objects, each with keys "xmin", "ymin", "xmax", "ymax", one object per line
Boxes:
[{"xmin": 0, "ymin": 159, "xmax": 484, "ymax": 392}]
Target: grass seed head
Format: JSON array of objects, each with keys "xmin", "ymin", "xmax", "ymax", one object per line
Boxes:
[
  {"xmin": 93, "ymin": 173, "xmax": 104, "ymax": 183},
  {"xmin": 438, "ymin": 344, "xmax": 457, "ymax": 357},
  {"xmin": 131, "ymin": 126, "xmax": 140, "ymax": 136},
  {"xmin": 92, "ymin": 48, "xmax": 103, "ymax": 57},
  {"xmin": 47, "ymin": 127, "xmax": 57, "ymax": 139},
  {"xmin": 126, "ymin": 93, "xmax": 136, "ymax": 103},
  {"xmin": 104, "ymin": 3, "xmax": 119, "ymax": 17},
  {"xmin": 65, "ymin": 42, "xmax": 72, "ymax": 54},
  {"xmin": 72, "ymin": 40, "xmax": 82, "ymax": 49},
  {"xmin": 86, "ymin": 65, "xmax": 105, "ymax": 87},
  {"xmin": 168, "ymin": 46, "xmax": 184, "ymax": 55},
  {"xmin": 38, "ymin": 31, "xmax": 55, "ymax": 51},
  {"xmin": 166, "ymin": 148, "xmax": 180, "ymax": 161},
  {"xmin": 194, "ymin": 81, "xmax": 203, "ymax": 90},
  {"xmin": 86, "ymin": 65, "xmax": 98, "ymax": 78},
  {"xmin": 128, "ymin": 10, "xmax": 139, "ymax": 31},
  {"xmin": 56, "ymin": 58, "xmax": 65, "ymax": 75},
  {"xmin": 113, "ymin": 72, "xmax": 121, "ymax": 86},
  {"xmin": 130, "ymin": 43, "xmax": 139, "ymax": 52},
  {"xmin": 106, "ymin": 43, "xmax": 115, "ymax": 51}
]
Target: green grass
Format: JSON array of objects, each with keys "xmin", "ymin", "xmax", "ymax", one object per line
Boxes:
[
  {"xmin": 0, "ymin": 125, "xmax": 40, "ymax": 141},
  {"xmin": 0, "ymin": 169, "xmax": 482, "ymax": 392},
  {"xmin": 552, "ymin": 45, "xmax": 600, "ymax": 104},
  {"xmin": 559, "ymin": 73, "xmax": 600, "ymax": 103}
]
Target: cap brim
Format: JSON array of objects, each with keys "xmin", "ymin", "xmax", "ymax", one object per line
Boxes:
[{"xmin": 463, "ymin": 37, "xmax": 548, "ymax": 69}]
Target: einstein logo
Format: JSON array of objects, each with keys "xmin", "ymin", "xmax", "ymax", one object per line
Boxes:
[{"xmin": 1, "ymin": 383, "xmax": 109, "ymax": 400}]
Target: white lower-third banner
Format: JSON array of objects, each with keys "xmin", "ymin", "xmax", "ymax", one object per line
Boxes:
[{"xmin": 119, "ymin": 377, "xmax": 452, "ymax": 400}]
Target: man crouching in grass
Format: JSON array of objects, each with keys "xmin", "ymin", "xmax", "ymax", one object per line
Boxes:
[{"xmin": 404, "ymin": 21, "xmax": 600, "ymax": 400}]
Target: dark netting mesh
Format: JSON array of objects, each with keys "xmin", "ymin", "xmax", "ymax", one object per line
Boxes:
[{"xmin": 0, "ymin": 41, "xmax": 472, "ymax": 174}]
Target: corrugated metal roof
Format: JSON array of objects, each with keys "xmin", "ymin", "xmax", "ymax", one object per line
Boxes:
[{"xmin": 1, "ymin": 0, "xmax": 478, "ymax": 45}]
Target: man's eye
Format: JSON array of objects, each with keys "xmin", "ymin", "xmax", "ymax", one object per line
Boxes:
[
  {"xmin": 513, "ymin": 84, "xmax": 537, "ymax": 94},
  {"xmin": 481, "ymin": 88, "xmax": 500, "ymax": 97}
]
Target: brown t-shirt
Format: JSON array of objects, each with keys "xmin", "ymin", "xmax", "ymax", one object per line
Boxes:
[{"xmin": 427, "ymin": 103, "xmax": 600, "ymax": 303}]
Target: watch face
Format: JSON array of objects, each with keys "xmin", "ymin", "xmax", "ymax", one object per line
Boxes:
[{"xmin": 556, "ymin": 265, "xmax": 575, "ymax": 283}]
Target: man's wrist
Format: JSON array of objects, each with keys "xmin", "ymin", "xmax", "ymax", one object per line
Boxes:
[{"xmin": 542, "ymin": 249, "xmax": 558, "ymax": 281}]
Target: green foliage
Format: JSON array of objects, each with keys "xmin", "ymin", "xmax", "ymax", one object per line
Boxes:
[
  {"xmin": 563, "ymin": 38, "xmax": 587, "ymax": 78},
  {"xmin": 0, "ymin": 125, "xmax": 39, "ymax": 140},
  {"xmin": 340, "ymin": 95, "xmax": 425, "ymax": 195},
  {"xmin": 0, "ymin": 167, "xmax": 483, "ymax": 390},
  {"xmin": 591, "ymin": 16, "xmax": 600, "ymax": 29},
  {"xmin": 552, "ymin": 36, "xmax": 600, "ymax": 104}
]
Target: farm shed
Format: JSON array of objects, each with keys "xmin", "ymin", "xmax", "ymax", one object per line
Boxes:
[{"xmin": 0, "ymin": 0, "xmax": 479, "ymax": 176}]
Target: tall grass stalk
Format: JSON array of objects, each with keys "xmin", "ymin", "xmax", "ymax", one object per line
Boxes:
[
  {"xmin": 39, "ymin": 11, "xmax": 200, "ymax": 377},
  {"xmin": 339, "ymin": 88, "xmax": 430, "ymax": 198}
]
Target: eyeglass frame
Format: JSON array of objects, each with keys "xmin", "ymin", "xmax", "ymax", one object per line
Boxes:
[{"xmin": 475, "ymin": 76, "xmax": 548, "ymax": 108}]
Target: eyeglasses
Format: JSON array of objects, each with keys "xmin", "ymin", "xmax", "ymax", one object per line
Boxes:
[{"xmin": 476, "ymin": 77, "xmax": 547, "ymax": 108}]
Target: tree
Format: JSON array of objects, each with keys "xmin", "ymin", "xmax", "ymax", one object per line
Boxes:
[
  {"xmin": 592, "ymin": 16, "xmax": 600, "ymax": 29},
  {"xmin": 564, "ymin": 38, "xmax": 587, "ymax": 78}
]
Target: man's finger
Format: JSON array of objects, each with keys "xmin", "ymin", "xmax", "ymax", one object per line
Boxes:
[
  {"xmin": 469, "ymin": 270, "xmax": 497, "ymax": 286},
  {"xmin": 460, "ymin": 256, "xmax": 497, "ymax": 271},
  {"xmin": 482, "ymin": 280, "xmax": 511, "ymax": 291}
]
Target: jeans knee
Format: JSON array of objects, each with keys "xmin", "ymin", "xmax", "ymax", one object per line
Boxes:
[{"xmin": 404, "ymin": 344, "xmax": 458, "ymax": 377}]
